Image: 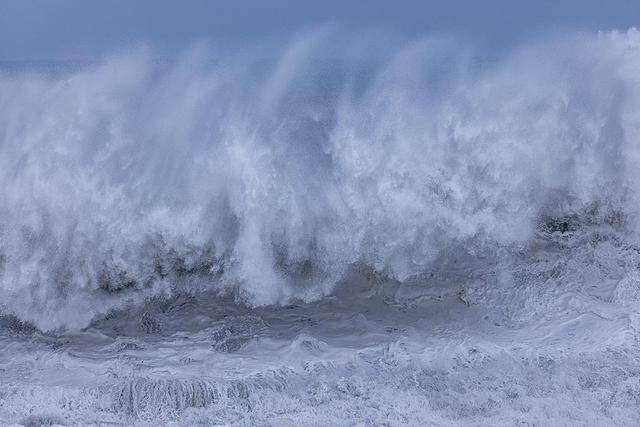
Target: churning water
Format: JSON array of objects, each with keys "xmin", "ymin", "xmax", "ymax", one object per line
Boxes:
[{"xmin": 2, "ymin": 29, "xmax": 640, "ymax": 425}]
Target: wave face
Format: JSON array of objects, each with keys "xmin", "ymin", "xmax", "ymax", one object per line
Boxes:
[{"xmin": 2, "ymin": 29, "xmax": 640, "ymax": 330}]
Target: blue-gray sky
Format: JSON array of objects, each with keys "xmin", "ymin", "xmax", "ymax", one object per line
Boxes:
[{"xmin": 1, "ymin": 0, "xmax": 639, "ymax": 59}]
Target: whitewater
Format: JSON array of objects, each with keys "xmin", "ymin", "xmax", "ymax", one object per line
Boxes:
[{"xmin": 1, "ymin": 28, "xmax": 640, "ymax": 425}]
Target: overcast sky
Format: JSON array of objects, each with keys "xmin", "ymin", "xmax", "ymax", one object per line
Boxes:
[{"xmin": 1, "ymin": 0, "xmax": 639, "ymax": 60}]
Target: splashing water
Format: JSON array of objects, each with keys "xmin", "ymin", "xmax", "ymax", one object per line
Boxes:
[{"xmin": 2, "ymin": 29, "xmax": 640, "ymax": 425}]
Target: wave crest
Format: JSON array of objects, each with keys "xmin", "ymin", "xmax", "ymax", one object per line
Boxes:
[{"xmin": 2, "ymin": 29, "xmax": 640, "ymax": 330}]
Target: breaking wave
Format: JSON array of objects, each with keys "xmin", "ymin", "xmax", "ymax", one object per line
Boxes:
[{"xmin": 2, "ymin": 28, "xmax": 640, "ymax": 330}]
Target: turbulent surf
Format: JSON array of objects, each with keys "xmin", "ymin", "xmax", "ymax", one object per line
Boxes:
[{"xmin": 2, "ymin": 29, "xmax": 640, "ymax": 425}]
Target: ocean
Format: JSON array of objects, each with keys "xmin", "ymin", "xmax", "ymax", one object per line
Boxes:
[{"xmin": 1, "ymin": 29, "xmax": 640, "ymax": 425}]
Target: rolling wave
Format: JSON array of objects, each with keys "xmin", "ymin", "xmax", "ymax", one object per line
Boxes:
[{"xmin": 1, "ymin": 28, "xmax": 640, "ymax": 330}]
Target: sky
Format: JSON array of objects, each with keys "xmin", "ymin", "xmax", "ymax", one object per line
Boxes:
[{"xmin": 1, "ymin": 0, "xmax": 639, "ymax": 60}]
